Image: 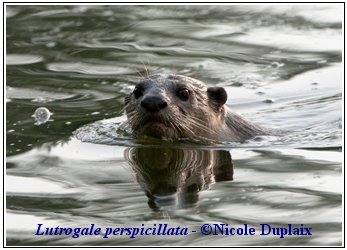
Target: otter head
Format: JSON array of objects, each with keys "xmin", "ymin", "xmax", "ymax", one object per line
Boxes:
[{"xmin": 124, "ymin": 74, "xmax": 227, "ymax": 141}]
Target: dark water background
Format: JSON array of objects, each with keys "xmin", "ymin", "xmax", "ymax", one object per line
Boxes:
[{"xmin": 6, "ymin": 5, "xmax": 343, "ymax": 246}]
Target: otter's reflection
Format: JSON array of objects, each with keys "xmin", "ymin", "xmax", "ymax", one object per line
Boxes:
[{"xmin": 124, "ymin": 147, "xmax": 233, "ymax": 211}]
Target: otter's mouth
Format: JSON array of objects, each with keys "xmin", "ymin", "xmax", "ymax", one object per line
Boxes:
[{"xmin": 139, "ymin": 118, "xmax": 173, "ymax": 138}]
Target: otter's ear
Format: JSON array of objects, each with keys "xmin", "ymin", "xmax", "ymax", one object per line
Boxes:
[{"xmin": 207, "ymin": 87, "xmax": 227, "ymax": 108}]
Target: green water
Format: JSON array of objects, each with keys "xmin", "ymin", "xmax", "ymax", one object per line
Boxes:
[{"xmin": 6, "ymin": 5, "xmax": 342, "ymax": 246}]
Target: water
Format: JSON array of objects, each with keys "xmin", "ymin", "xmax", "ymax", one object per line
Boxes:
[{"xmin": 5, "ymin": 5, "xmax": 343, "ymax": 246}]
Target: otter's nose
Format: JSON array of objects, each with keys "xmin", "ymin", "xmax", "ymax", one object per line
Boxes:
[{"xmin": 141, "ymin": 96, "xmax": 167, "ymax": 112}]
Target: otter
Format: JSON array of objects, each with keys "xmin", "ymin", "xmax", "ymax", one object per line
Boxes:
[{"xmin": 124, "ymin": 74, "xmax": 268, "ymax": 142}]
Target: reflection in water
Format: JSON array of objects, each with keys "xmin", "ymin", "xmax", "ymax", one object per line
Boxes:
[{"xmin": 125, "ymin": 147, "xmax": 233, "ymax": 211}]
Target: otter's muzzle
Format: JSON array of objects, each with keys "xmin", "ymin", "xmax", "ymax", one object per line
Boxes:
[{"xmin": 141, "ymin": 96, "xmax": 168, "ymax": 113}]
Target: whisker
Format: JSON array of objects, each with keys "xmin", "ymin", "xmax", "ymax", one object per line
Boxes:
[
  {"xmin": 134, "ymin": 65, "xmax": 145, "ymax": 79},
  {"xmin": 183, "ymin": 117, "xmax": 213, "ymax": 134},
  {"xmin": 139, "ymin": 58, "xmax": 150, "ymax": 77}
]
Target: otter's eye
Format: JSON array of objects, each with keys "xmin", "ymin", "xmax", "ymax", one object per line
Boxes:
[
  {"xmin": 133, "ymin": 86, "xmax": 143, "ymax": 99},
  {"xmin": 177, "ymin": 89, "xmax": 190, "ymax": 101}
]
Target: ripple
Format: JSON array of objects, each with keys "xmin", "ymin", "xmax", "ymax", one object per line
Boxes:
[
  {"xmin": 7, "ymin": 87, "xmax": 74, "ymax": 101},
  {"xmin": 6, "ymin": 54, "xmax": 43, "ymax": 65},
  {"xmin": 30, "ymin": 8, "xmax": 71, "ymax": 17},
  {"xmin": 6, "ymin": 7, "xmax": 20, "ymax": 18},
  {"xmin": 7, "ymin": 175, "xmax": 76, "ymax": 194},
  {"xmin": 73, "ymin": 117, "xmax": 132, "ymax": 145},
  {"xmin": 46, "ymin": 62, "xmax": 133, "ymax": 75}
]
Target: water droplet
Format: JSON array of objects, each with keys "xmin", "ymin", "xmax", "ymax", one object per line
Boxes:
[{"xmin": 32, "ymin": 107, "xmax": 53, "ymax": 125}]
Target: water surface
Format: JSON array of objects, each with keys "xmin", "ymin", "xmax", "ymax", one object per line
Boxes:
[{"xmin": 6, "ymin": 5, "xmax": 342, "ymax": 246}]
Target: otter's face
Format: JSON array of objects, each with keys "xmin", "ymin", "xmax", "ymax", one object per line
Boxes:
[{"xmin": 124, "ymin": 74, "xmax": 227, "ymax": 140}]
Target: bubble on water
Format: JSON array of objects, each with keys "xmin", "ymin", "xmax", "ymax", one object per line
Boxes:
[{"xmin": 32, "ymin": 107, "xmax": 53, "ymax": 125}]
